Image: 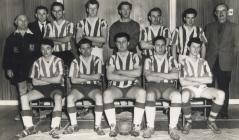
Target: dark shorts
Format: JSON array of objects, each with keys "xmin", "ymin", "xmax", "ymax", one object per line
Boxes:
[
  {"xmin": 33, "ymin": 84, "xmax": 64, "ymax": 99},
  {"xmin": 53, "ymin": 51, "xmax": 75, "ymax": 67},
  {"xmin": 71, "ymin": 84, "xmax": 101, "ymax": 98},
  {"xmin": 146, "ymin": 82, "xmax": 177, "ymax": 99}
]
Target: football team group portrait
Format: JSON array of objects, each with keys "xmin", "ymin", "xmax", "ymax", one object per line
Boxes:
[{"xmin": 1, "ymin": 0, "xmax": 239, "ymax": 140}]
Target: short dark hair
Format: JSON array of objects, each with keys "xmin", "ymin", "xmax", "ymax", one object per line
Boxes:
[
  {"xmin": 85, "ymin": 0, "xmax": 99, "ymax": 9},
  {"xmin": 148, "ymin": 7, "xmax": 162, "ymax": 21},
  {"xmin": 40, "ymin": 39, "xmax": 54, "ymax": 48},
  {"xmin": 153, "ymin": 36, "xmax": 166, "ymax": 45},
  {"xmin": 76, "ymin": 38, "xmax": 92, "ymax": 49},
  {"xmin": 35, "ymin": 5, "xmax": 48, "ymax": 14},
  {"xmin": 187, "ymin": 37, "xmax": 202, "ymax": 47},
  {"xmin": 214, "ymin": 3, "xmax": 229, "ymax": 12},
  {"xmin": 183, "ymin": 8, "xmax": 197, "ymax": 19},
  {"xmin": 117, "ymin": 1, "xmax": 132, "ymax": 11},
  {"xmin": 51, "ymin": 2, "xmax": 64, "ymax": 11},
  {"xmin": 114, "ymin": 32, "xmax": 130, "ymax": 42}
]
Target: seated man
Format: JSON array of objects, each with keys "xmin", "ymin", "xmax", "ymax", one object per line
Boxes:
[
  {"xmin": 180, "ymin": 38, "xmax": 225, "ymax": 134},
  {"xmin": 143, "ymin": 36, "xmax": 181, "ymax": 140},
  {"xmin": 104, "ymin": 32, "xmax": 146, "ymax": 137},
  {"xmin": 63, "ymin": 38, "xmax": 105, "ymax": 135},
  {"xmin": 18, "ymin": 39, "xmax": 64, "ymax": 139}
]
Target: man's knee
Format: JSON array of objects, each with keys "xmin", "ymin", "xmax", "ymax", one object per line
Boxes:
[
  {"xmin": 215, "ymin": 90, "xmax": 225, "ymax": 103},
  {"xmin": 170, "ymin": 91, "xmax": 181, "ymax": 103},
  {"xmin": 181, "ymin": 89, "xmax": 191, "ymax": 103},
  {"xmin": 103, "ymin": 89, "xmax": 114, "ymax": 102},
  {"xmin": 146, "ymin": 91, "xmax": 156, "ymax": 101},
  {"xmin": 135, "ymin": 88, "xmax": 146, "ymax": 101}
]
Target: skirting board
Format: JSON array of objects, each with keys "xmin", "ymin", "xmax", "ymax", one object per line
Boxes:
[{"xmin": 0, "ymin": 99, "xmax": 239, "ymax": 106}]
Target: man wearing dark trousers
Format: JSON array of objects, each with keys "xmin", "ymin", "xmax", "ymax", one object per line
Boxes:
[{"xmin": 205, "ymin": 3, "xmax": 239, "ymax": 119}]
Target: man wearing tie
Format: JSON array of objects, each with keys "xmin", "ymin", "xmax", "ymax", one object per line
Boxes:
[{"xmin": 28, "ymin": 6, "xmax": 50, "ymax": 49}]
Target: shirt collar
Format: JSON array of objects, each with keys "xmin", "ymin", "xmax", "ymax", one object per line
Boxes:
[{"xmin": 14, "ymin": 28, "xmax": 33, "ymax": 34}]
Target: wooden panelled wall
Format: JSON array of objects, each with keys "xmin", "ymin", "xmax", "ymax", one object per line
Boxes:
[{"xmin": 0, "ymin": 0, "xmax": 239, "ymax": 100}]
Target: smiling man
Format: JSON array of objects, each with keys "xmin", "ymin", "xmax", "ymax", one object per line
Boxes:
[
  {"xmin": 76, "ymin": 0, "xmax": 108, "ymax": 62},
  {"xmin": 171, "ymin": 8, "xmax": 207, "ymax": 61}
]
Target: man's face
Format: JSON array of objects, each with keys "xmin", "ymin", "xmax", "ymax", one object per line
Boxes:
[
  {"xmin": 154, "ymin": 39, "xmax": 166, "ymax": 55},
  {"xmin": 87, "ymin": 4, "xmax": 98, "ymax": 17},
  {"xmin": 16, "ymin": 15, "xmax": 28, "ymax": 30},
  {"xmin": 119, "ymin": 5, "xmax": 131, "ymax": 19},
  {"xmin": 149, "ymin": 11, "xmax": 161, "ymax": 25},
  {"xmin": 79, "ymin": 43, "xmax": 92, "ymax": 57},
  {"xmin": 52, "ymin": 6, "xmax": 64, "ymax": 20},
  {"xmin": 116, "ymin": 37, "xmax": 129, "ymax": 52},
  {"xmin": 184, "ymin": 13, "xmax": 195, "ymax": 26},
  {"xmin": 35, "ymin": 9, "xmax": 48, "ymax": 23},
  {"xmin": 215, "ymin": 5, "xmax": 227, "ymax": 23},
  {"xmin": 189, "ymin": 42, "xmax": 201, "ymax": 57},
  {"xmin": 41, "ymin": 44, "xmax": 53, "ymax": 58}
]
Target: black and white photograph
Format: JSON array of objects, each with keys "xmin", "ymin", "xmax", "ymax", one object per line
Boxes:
[{"xmin": 0, "ymin": 0, "xmax": 239, "ymax": 140}]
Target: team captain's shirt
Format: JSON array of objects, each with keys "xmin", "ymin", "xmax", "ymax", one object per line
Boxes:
[
  {"xmin": 171, "ymin": 25, "xmax": 207, "ymax": 56},
  {"xmin": 140, "ymin": 25, "xmax": 171, "ymax": 56},
  {"xmin": 108, "ymin": 51, "xmax": 141, "ymax": 88},
  {"xmin": 180, "ymin": 56, "xmax": 212, "ymax": 86},
  {"xmin": 30, "ymin": 55, "xmax": 64, "ymax": 82},
  {"xmin": 45, "ymin": 20, "xmax": 74, "ymax": 52},
  {"xmin": 68, "ymin": 55, "xmax": 102, "ymax": 85},
  {"xmin": 144, "ymin": 53, "xmax": 178, "ymax": 83},
  {"xmin": 76, "ymin": 17, "xmax": 107, "ymax": 61}
]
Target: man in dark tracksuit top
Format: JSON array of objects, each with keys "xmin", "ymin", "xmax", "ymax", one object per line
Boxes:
[{"xmin": 3, "ymin": 15, "xmax": 40, "ymax": 100}]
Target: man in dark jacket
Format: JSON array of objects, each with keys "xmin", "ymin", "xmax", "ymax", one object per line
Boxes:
[{"xmin": 205, "ymin": 3, "xmax": 239, "ymax": 119}]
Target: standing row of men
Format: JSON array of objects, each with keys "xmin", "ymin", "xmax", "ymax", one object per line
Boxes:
[{"xmin": 2, "ymin": 0, "xmax": 239, "ymax": 139}]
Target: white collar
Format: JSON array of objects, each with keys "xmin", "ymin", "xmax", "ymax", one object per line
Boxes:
[{"xmin": 15, "ymin": 29, "xmax": 33, "ymax": 34}]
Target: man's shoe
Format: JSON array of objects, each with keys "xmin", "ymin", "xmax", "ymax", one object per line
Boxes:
[
  {"xmin": 169, "ymin": 127, "xmax": 180, "ymax": 140},
  {"xmin": 109, "ymin": 124, "xmax": 118, "ymax": 137},
  {"xmin": 94, "ymin": 126, "xmax": 105, "ymax": 135},
  {"xmin": 207, "ymin": 121, "xmax": 221, "ymax": 134},
  {"xmin": 49, "ymin": 127, "xmax": 60, "ymax": 139},
  {"xmin": 130, "ymin": 124, "xmax": 141, "ymax": 137},
  {"xmin": 182, "ymin": 122, "xmax": 192, "ymax": 134},
  {"xmin": 63, "ymin": 125, "xmax": 79, "ymax": 134},
  {"xmin": 16, "ymin": 126, "xmax": 37, "ymax": 138},
  {"xmin": 143, "ymin": 127, "xmax": 154, "ymax": 138}
]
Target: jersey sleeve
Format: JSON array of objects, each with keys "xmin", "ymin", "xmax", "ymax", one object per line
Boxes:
[
  {"xmin": 133, "ymin": 54, "xmax": 141, "ymax": 68},
  {"xmin": 94, "ymin": 57, "xmax": 103, "ymax": 74},
  {"xmin": 107, "ymin": 55, "xmax": 116, "ymax": 68},
  {"xmin": 203, "ymin": 60, "xmax": 212, "ymax": 77},
  {"xmin": 163, "ymin": 27, "xmax": 171, "ymax": 39},
  {"xmin": 199, "ymin": 27, "xmax": 208, "ymax": 43},
  {"xmin": 67, "ymin": 22, "xmax": 74, "ymax": 36},
  {"xmin": 169, "ymin": 56, "xmax": 179, "ymax": 71},
  {"xmin": 140, "ymin": 27, "xmax": 147, "ymax": 41},
  {"xmin": 68, "ymin": 60, "xmax": 78, "ymax": 78},
  {"xmin": 100, "ymin": 19, "xmax": 108, "ymax": 28},
  {"xmin": 56, "ymin": 59, "xmax": 64, "ymax": 76},
  {"xmin": 144, "ymin": 58, "xmax": 152, "ymax": 71},
  {"xmin": 170, "ymin": 28, "xmax": 179, "ymax": 46},
  {"xmin": 29, "ymin": 61, "xmax": 39, "ymax": 79}
]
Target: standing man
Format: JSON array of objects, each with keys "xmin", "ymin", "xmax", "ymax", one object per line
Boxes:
[
  {"xmin": 140, "ymin": 7, "xmax": 171, "ymax": 58},
  {"xmin": 143, "ymin": 36, "xmax": 181, "ymax": 140},
  {"xmin": 3, "ymin": 15, "xmax": 40, "ymax": 119},
  {"xmin": 205, "ymin": 3, "xmax": 239, "ymax": 118},
  {"xmin": 76, "ymin": 0, "xmax": 108, "ymax": 62},
  {"xmin": 109, "ymin": 1, "xmax": 140, "ymax": 54},
  {"xmin": 171, "ymin": 8, "xmax": 207, "ymax": 61},
  {"xmin": 45, "ymin": 2, "xmax": 75, "ymax": 67},
  {"xmin": 104, "ymin": 33, "xmax": 146, "ymax": 137},
  {"xmin": 29, "ymin": 5, "xmax": 50, "ymax": 44}
]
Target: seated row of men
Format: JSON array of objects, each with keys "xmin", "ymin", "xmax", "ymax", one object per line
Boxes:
[{"xmin": 18, "ymin": 33, "xmax": 225, "ymax": 140}]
